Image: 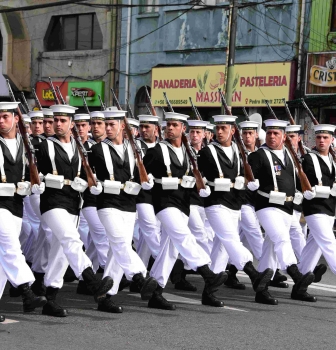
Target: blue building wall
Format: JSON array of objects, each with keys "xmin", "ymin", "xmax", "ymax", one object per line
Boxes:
[{"xmin": 118, "ymin": 0, "xmax": 309, "ymax": 113}]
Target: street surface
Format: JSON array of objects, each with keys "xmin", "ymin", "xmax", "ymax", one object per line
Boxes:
[{"xmin": 1, "ymin": 259, "xmax": 336, "ymax": 350}]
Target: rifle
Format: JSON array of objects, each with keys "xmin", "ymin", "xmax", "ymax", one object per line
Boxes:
[
  {"xmin": 265, "ymin": 100, "xmax": 312, "ymax": 192},
  {"xmin": 300, "ymin": 98, "xmax": 336, "ymax": 163},
  {"xmin": 218, "ymin": 88, "xmax": 255, "ymax": 183},
  {"xmin": 163, "ymin": 92, "xmax": 206, "ymax": 192},
  {"xmin": 145, "ymin": 87, "xmax": 163, "ymax": 141},
  {"xmin": 111, "ymin": 88, "xmax": 149, "ymax": 184},
  {"xmin": 56, "ymin": 86, "xmax": 66, "ymax": 105},
  {"xmin": 81, "ymin": 95, "xmax": 90, "ymax": 115},
  {"xmin": 18, "ymin": 98, "xmax": 29, "ymax": 114},
  {"xmin": 48, "ymin": 77, "xmax": 60, "ymax": 104},
  {"xmin": 6, "ymin": 80, "xmax": 40, "ymax": 186},
  {"xmin": 189, "ymin": 97, "xmax": 208, "ymax": 146},
  {"xmin": 242, "ymin": 107, "xmax": 249, "ymax": 120},
  {"xmin": 126, "ymin": 98, "xmax": 135, "ymax": 119},
  {"xmin": 283, "ymin": 99, "xmax": 306, "ymax": 156},
  {"xmin": 49, "ymin": 78, "xmax": 97, "ymax": 188},
  {"xmin": 21, "ymin": 92, "xmax": 31, "ymax": 112},
  {"xmin": 32, "ymin": 88, "xmax": 43, "ymax": 111},
  {"xmin": 145, "ymin": 104, "xmax": 152, "ymax": 115},
  {"xmin": 98, "ymin": 95, "xmax": 106, "ymax": 111}
]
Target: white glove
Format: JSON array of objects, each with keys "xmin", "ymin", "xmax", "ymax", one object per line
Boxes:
[
  {"xmin": 303, "ymin": 187, "xmax": 316, "ymax": 200},
  {"xmin": 331, "ymin": 183, "xmax": 336, "ymax": 196},
  {"xmin": 17, "ymin": 181, "xmax": 32, "ymax": 196},
  {"xmin": 71, "ymin": 177, "xmax": 88, "ymax": 193},
  {"xmin": 234, "ymin": 176, "xmax": 245, "ymax": 190},
  {"xmin": 141, "ymin": 173, "xmax": 154, "ymax": 190},
  {"xmin": 199, "ymin": 185, "xmax": 211, "ymax": 198},
  {"xmin": 38, "ymin": 172, "xmax": 45, "ymax": 182},
  {"xmin": 90, "ymin": 182, "xmax": 102, "ymax": 195},
  {"xmin": 247, "ymin": 179, "xmax": 260, "ymax": 191},
  {"xmin": 32, "ymin": 182, "xmax": 45, "ymax": 195}
]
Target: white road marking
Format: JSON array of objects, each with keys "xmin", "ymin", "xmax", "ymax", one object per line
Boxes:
[
  {"xmin": 128, "ymin": 293, "xmax": 248, "ymax": 312},
  {"xmin": 1, "ymin": 319, "xmax": 19, "ymax": 324}
]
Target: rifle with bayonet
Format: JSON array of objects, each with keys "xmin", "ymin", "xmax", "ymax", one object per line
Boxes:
[
  {"xmin": 49, "ymin": 78, "xmax": 97, "ymax": 188},
  {"xmin": 218, "ymin": 88, "xmax": 255, "ymax": 183},
  {"xmin": 283, "ymin": 99, "xmax": 306, "ymax": 156},
  {"xmin": 56, "ymin": 86, "xmax": 66, "ymax": 105},
  {"xmin": 18, "ymin": 98, "xmax": 29, "ymax": 114},
  {"xmin": 265, "ymin": 100, "xmax": 312, "ymax": 192},
  {"xmin": 98, "ymin": 95, "xmax": 106, "ymax": 111},
  {"xmin": 32, "ymin": 88, "xmax": 43, "ymax": 111},
  {"xmin": 163, "ymin": 92, "xmax": 205, "ymax": 193},
  {"xmin": 126, "ymin": 98, "xmax": 135, "ymax": 119},
  {"xmin": 145, "ymin": 87, "xmax": 163, "ymax": 141},
  {"xmin": 111, "ymin": 88, "xmax": 149, "ymax": 184},
  {"xmin": 21, "ymin": 92, "xmax": 31, "ymax": 112},
  {"xmin": 189, "ymin": 97, "xmax": 208, "ymax": 146},
  {"xmin": 300, "ymin": 98, "xmax": 336, "ymax": 163},
  {"xmin": 81, "ymin": 95, "xmax": 90, "ymax": 115},
  {"xmin": 6, "ymin": 80, "xmax": 40, "ymax": 186}
]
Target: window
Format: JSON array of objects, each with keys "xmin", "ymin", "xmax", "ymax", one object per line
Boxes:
[
  {"xmin": 45, "ymin": 13, "xmax": 103, "ymax": 51},
  {"xmin": 332, "ymin": 0, "xmax": 336, "ymax": 32},
  {"xmin": 139, "ymin": 0, "xmax": 158, "ymax": 14}
]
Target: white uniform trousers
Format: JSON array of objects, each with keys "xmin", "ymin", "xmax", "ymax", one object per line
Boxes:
[
  {"xmin": 22, "ymin": 197, "xmax": 37, "ymax": 263},
  {"xmin": 98, "ymin": 208, "xmax": 147, "ymax": 295},
  {"xmin": 82, "ymin": 206, "xmax": 109, "ymax": 269},
  {"xmin": 29, "ymin": 194, "xmax": 52, "ymax": 274},
  {"xmin": 205, "ymin": 205, "xmax": 253, "ymax": 271},
  {"xmin": 188, "ymin": 205, "xmax": 212, "ymax": 256},
  {"xmin": 289, "ymin": 210, "xmax": 306, "ymax": 260},
  {"xmin": 136, "ymin": 203, "xmax": 161, "ymax": 260},
  {"xmin": 150, "ymin": 207, "xmax": 210, "ymax": 288},
  {"xmin": 298, "ymin": 214, "xmax": 336, "ymax": 274},
  {"xmin": 0, "ymin": 209, "xmax": 34, "ymax": 298},
  {"xmin": 19, "ymin": 203, "xmax": 31, "ymax": 250},
  {"xmin": 257, "ymin": 207, "xmax": 297, "ymax": 272},
  {"xmin": 210, "ymin": 235, "xmax": 230, "ymax": 274},
  {"xmin": 43, "ymin": 209, "xmax": 92, "ymax": 289},
  {"xmin": 239, "ymin": 204, "xmax": 264, "ymax": 260}
]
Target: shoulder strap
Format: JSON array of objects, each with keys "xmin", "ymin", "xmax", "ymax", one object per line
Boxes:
[
  {"xmin": 208, "ymin": 144, "xmax": 224, "ymax": 178},
  {"xmin": 232, "ymin": 142, "xmax": 241, "ymax": 176},
  {"xmin": 126, "ymin": 141, "xmax": 136, "ymax": 179},
  {"xmin": 47, "ymin": 140, "xmax": 58, "ymax": 175},
  {"xmin": 310, "ymin": 153, "xmax": 323, "ymax": 186},
  {"xmin": 159, "ymin": 143, "xmax": 172, "ymax": 176},
  {"xmin": 0, "ymin": 145, "xmax": 5, "ymax": 182},
  {"xmin": 101, "ymin": 142, "xmax": 115, "ymax": 180},
  {"xmin": 263, "ymin": 149, "xmax": 278, "ymax": 191}
]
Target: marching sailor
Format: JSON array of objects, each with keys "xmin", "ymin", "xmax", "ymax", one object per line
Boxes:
[
  {"xmin": 0, "ymin": 101, "xmax": 47, "ymax": 322},
  {"xmin": 144, "ymin": 112, "xmax": 227, "ymax": 310},
  {"xmin": 88, "ymin": 109, "xmax": 158, "ymax": 313},
  {"xmin": 247, "ymin": 119, "xmax": 315, "ymax": 304},
  {"xmin": 33, "ymin": 104, "xmax": 113, "ymax": 317},
  {"xmin": 198, "ymin": 115, "xmax": 273, "ymax": 304}
]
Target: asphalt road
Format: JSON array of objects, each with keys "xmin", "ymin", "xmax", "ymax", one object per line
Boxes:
[{"xmin": 1, "ymin": 263, "xmax": 336, "ymax": 350}]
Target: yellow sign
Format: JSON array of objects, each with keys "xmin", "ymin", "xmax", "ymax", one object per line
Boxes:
[
  {"xmin": 309, "ymin": 58, "xmax": 336, "ymax": 87},
  {"xmin": 151, "ymin": 62, "xmax": 292, "ymax": 107}
]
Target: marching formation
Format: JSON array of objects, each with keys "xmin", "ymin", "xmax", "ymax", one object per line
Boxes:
[{"xmin": 0, "ymin": 83, "xmax": 335, "ymax": 322}]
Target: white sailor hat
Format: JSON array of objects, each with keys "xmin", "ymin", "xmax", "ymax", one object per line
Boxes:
[
  {"xmin": 206, "ymin": 123, "xmax": 215, "ymax": 131},
  {"xmin": 102, "ymin": 110, "xmax": 126, "ymax": 120},
  {"xmin": 213, "ymin": 115, "xmax": 237, "ymax": 125},
  {"xmin": 23, "ymin": 115, "xmax": 31, "ymax": 124},
  {"xmin": 313, "ymin": 124, "xmax": 336, "ymax": 135},
  {"xmin": 187, "ymin": 120, "xmax": 208, "ymax": 129},
  {"xmin": 285, "ymin": 125, "xmax": 301, "ymax": 134},
  {"xmin": 161, "ymin": 121, "xmax": 167, "ymax": 129},
  {"xmin": 74, "ymin": 114, "xmax": 90, "ymax": 123},
  {"xmin": 0, "ymin": 101, "xmax": 19, "ymax": 112},
  {"xmin": 50, "ymin": 104, "xmax": 77, "ymax": 117},
  {"xmin": 128, "ymin": 118, "xmax": 140, "ymax": 128},
  {"xmin": 42, "ymin": 108, "xmax": 53, "ymax": 119},
  {"xmin": 239, "ymin": 121, "xmax": 259, "ymax": 130},
  {"xmin": 264, "ymin": 119, "xmax": 289, "ymax": 130},
  {"xmin": 138, "ymin": 115, "xmax": 160, "ymax": 124},
  {"xmin": 164, "ymin": 112, "xmax": 189, "ymax": 122},
  {"xmin": 28, "ymin": 110, "xmax": 44, "ymax": 120},
  {"xmin": 105, "ymin": 106, "xmax": 119, "ymax": 112},
  {"xmin": 90, "ymin": 111, "xmax": 105, "ymax": 120}
]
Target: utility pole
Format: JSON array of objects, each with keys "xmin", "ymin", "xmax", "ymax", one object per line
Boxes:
[{"xmin": 224, "ymin": 0, "xmax": 238, "ymax": 112}]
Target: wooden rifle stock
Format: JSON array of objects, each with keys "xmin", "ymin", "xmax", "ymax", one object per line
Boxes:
[
  {"xmin": 218, "ymin": 88, "xmax": 255, "ymax": 182},
  {"xmin": 163, "ymin": 92, "xmax": 205, "ymax": 191},
  {"xmin": 6, "ymin": 80, "xmax": 40, "ymax": 185},
  {"xmin": 111, "ymin": 88, "xmax": 149, "ymax": 184},
  {"xmin": 265, "ymin": 100, "xmax": 312, "ymax": 192},
  {"xmin": 145, "ymin": 87, "xmax": 163, "ymax": 141}
]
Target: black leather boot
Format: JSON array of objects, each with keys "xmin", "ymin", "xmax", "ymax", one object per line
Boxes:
[
  {"xmin": 0, "ymin": 315, "xmax": 5, "ymax": 322},
  {"xmin": 118, "ymin": 275, "xmax": 131, "ymax": 292},
  {"xmin": 18, "ymin": 283, "xmax": 47, "ymax": 312},
  {"xmin": 132, "ymin": 273, "xmax": 157, "ymax": 300},
  {"xmin": 287, "ymin": 264, "xmax": 314, "ymax": 293},
  {"xmin": 175, "ymin": 270, "xmax": 197, "ymax": 292},
  {"xmin": 291, "ymin": 285, "xmax": 317, "ymax": 302},
  {"xmin": 76, "ymin": 280, "xmax": 93, "ymax": 295},
  {"xmin": 9, "ymin": 282, "xmax": 21, "ymax": 297},
  {"xmin": 97, "ymin": 295, "xmax": 123, "ymax": 313},
  {"xmin": 42, "ymin": 287, "xmax": 68, "ymax": 317},
  {"xmin": 255, "ymin": 287, "xmax": 278, "ymax": 305},
  {"xmin": 243, "ymin": 261, "xmax": 273, "ymax": 293},
  {"xmin": 202, "ymin": 288, "xmax": 224, "ymax": 307},
  {"xmin": 31, "ymin": 272, "xmax": 46, "ymax": 296},
  {"xmin": 63, "ymin": 265, "xmax": 78, "ymax": 283},
  {"xmin": 313, "ymin": 264, "xmax": 327, "ymax": 283},
  {"xmin": 197, "ymin": 265, "xmax": 227, "ymax": 293},
  {"xmin": 81, "ymin": 267, "xmax": 113, "ymax": 302},
  {"xmin": 129, "ymin": 281, "xmax": 140, "ymax": 293},
  {"xmin": 169, "ymin": 259, "xmax": 184, "ymax": 284},
  {"xmin": 224, "ymin": 265, "xmax": 246, "ymax": 290},
  {"xmin": 270, "ymin": 269, "xmax": 289, "ymax": 288},
  {"xmin": 148, "ymin": 286, "xmax": 176, "ymax": 310}
]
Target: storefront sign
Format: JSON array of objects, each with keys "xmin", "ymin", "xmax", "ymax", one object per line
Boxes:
[
  {"xmin": 35, "ymin": 81, "xmax": 68, "ymax": 107},
  {"xmin": 151, "ymin": 62, "xmax": 294, "ymax": 107},
  {"xmin": 68, "ymin": 81, "xmax": 104, "ymax": 107},
  {"xmin": 306, "ymin": 52, "xmax": 336, "ymax": 95}
]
